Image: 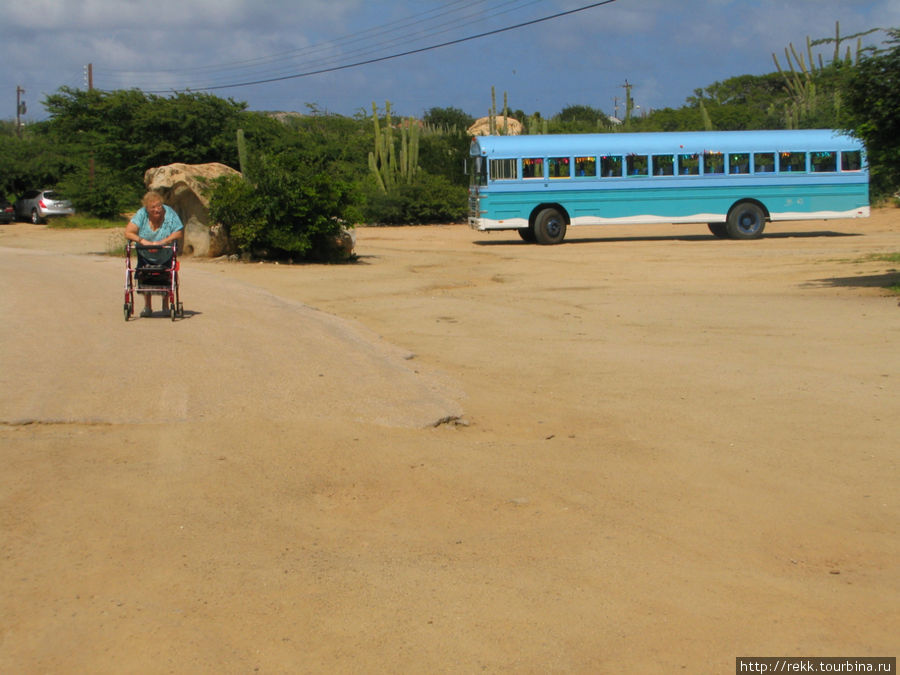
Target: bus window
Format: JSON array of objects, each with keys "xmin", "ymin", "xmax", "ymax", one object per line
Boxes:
[
  {"xmin": 703, "ymin": 151, "xmax": 725, "ymax": 175},
  {"xmin": 490, "ymin": 158, "xmax": 517, "ymax": 181},
  {"xmin": 548, "ymin": 157, "xmax": 570, "ymax": 178},
  {"xmin": 601, "ymin": 155, "xmax": 622, "ymax": 177},
  {"xmin": 522, "ymin": 157, "xmax": 544, "ymax": 179},
  {"xmin": 729, "ymin": 153, "xmax": 750, "ymax": 174},
  {"xmin": 679, "ymin": 154, "xmax": 700, "ymax": 175},
  {"xmin": 627, "ymin": 154, "xmax": 648, "ymax": 177},
  {"xmin": 780, "ymin": 152, "xmax": 806, "ymax": 172},
  {"xmin": 652, "ymin": 155, "xmax": 675, "ymax": 176},
  {"xmin": 841, "ymin": 150, "xmax": 862, "ymax": 171},
  {"xmin": 575, "ymin": 156, "xmax": 597, "ymax": 177},
  {"xmin": 754, "ymin": 152, "xmax": 775, "ymax": 173},
  {"xmin": 811, "ymin": 151, "xmax": 837, "ymax": 172}
]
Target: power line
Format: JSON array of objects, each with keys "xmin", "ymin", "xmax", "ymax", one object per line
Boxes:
[
  {"xmin": 101, "ymin": 0, "xmax": 489, "ymax": 76},
  {"xmin": 196, "ymin": 0, "xmax": 548, "ymax": 87},
  {"xmin": 96, "ymin": 0, "xmax": 542, "ymax": 85},
  {"xmin": 140, "ymin": 0, "xmax": 617, "ymax": 94}
]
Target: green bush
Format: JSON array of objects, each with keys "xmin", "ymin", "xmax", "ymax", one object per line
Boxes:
[
  {"xmin": 363, "ymin": 172, "xmax": 467, "ymax": 225},
  {"xmin": 209, "ymin": 152, "xmax": 354, "ymax": 261},
  {"xmin": 207, "ymin": 173, "xmax": 266, "ymax": 251}
]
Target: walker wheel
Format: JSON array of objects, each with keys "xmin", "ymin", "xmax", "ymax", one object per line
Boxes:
[{"xmin": 124, "ymin": 302, "xmax": 132, "ymax": 321}]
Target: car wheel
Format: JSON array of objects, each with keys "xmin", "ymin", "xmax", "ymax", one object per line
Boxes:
[{"xmin": 30, "ymin": 209, "xmax": 42, "ymax": 225}]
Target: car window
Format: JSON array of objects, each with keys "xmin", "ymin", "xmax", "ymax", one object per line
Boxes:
[{"xmin": 44, "ymin": 191, "xmax": 63, "ymax": 200}]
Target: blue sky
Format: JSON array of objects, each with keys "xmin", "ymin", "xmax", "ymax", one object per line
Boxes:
[{"xmin": 3, "ymin": 0, "xmax": 898, "ymax": 122}]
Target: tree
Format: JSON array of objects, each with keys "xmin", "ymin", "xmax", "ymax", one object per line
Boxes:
[
  {"xmin": 843, "ymin": 28, "xmax": 900, "ymax": 197},
  {"xmin": 41, "ymin": 88, "xmax": 248, "ymax": 177},
  {"xmin": 0, "ymin": 128, "xmax": 77, "ymax": 202},
  {"xmin": 423, "ymin": 106, "xmax": 473, "ymax": 132},
  {"xmin": 418, "ymin": 107, "xmax": 472, "ymax": 189},
  {"xmin": 550, "ymin": 105, "xmax": 612, "ymax": 133},
  {"xmin": 280, "ymin": 109, "xmax": 372, "ymax": 186},
  {"xmin": 34, "ymin": 87, "xmax": 290, "ymax": 217},
  {"xmin": 688, "ymin": 74, "xmax": 786, "ymax": 129}
]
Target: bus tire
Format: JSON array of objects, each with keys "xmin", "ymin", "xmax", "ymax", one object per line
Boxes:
[
  {"xmin": 518, "ymin": 227, "xmax": 536, "ymax": 242},
  {"xmin": 726, "ymin": 202, "xmax": 766, "ymax": 239},
  {"xmin": 533, "ymin": 208, "xmax": 567, "ymax": 245},
  {"xmin": 708, "ymin": 223, "xmax": 728, "ymax": 238}
]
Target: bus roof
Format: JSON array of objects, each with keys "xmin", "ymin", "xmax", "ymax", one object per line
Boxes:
[{"xmin": 470, "ymin": 129, "xmax": 863, "ymax": 157}]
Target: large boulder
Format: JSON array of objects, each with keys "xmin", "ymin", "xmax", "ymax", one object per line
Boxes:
[
  {"xmin": 144, "ymin": 163, "xmax": 240, "ymax": 257},
  {"xmin": 467, "ymin": 115, "xmax": 523, "ymax": 136}
]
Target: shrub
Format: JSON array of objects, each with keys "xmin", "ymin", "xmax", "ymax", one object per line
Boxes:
[
  {"xmin": 363, "ymin": 172, "xmax": 467, "ymax": 225},
  {"xmin": 209, "ymin": 152, "xmax": 354, "ymax": 261}
]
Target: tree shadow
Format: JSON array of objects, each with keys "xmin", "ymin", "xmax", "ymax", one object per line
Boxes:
[{"xmin": 803, "ymin": 270, "xmax": 900, "ymax": 290}]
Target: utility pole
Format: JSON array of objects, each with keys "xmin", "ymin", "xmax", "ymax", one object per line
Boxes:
[
  {"xmin": 16, "ymin": 86, "xmax": 26, "ymax": 137},
  {"xmin": 622, "ymin": 80, "xmax": 634, "ymax": 122}
]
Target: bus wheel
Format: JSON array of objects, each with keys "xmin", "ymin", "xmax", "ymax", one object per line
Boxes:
[
  {"xmin": 708, "ymin": 223, "xmax": 728, "ymax": 238},
  {"xmin": 518, "ymin": 227, "xmax": 536, "ymax": 242},
  {"xmin": 726, "ymin": 203, "xmax": 765, "ymax": 239},
  {"xmin": 534, "ymin": 208, "xmax": 567, "ymax": 244}
]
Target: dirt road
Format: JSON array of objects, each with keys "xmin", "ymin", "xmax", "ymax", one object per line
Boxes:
[{"xmin": 1, "ymin": 212, "xmax": 898, "ymax": 672}]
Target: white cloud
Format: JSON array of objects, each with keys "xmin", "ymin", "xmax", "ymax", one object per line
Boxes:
[{"xmin": 2, "ymin": 0, "xmax": 897, "ymax": 119}]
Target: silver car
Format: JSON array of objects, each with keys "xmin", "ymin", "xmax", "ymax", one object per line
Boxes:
[
  {"xmin": 0, "ymin": 201, "xmax": 13, "ymax": 224},
  {"xmin": 14, "ymin": 190, "xmax": 74, "ymax": 223}
]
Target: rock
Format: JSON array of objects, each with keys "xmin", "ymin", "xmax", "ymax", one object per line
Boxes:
[
  {"xmin": 467, "ymin": 116, "xmax": 523, "ymax": 136},
  {"xmin": 144, "ymin": 163, "xmax": 240, "ymax": 257},
  {"xmin": 333, "ymin": 227, "xmax": 356, "ymax": 260},
  {"xmin": 183, "ymin": 216, "xmax": 210, "ymax": 257}
]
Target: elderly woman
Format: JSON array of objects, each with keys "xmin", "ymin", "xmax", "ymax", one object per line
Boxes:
[{"xmin": 125, "ymin": 191, "xmax": 184, "ymax": 317}]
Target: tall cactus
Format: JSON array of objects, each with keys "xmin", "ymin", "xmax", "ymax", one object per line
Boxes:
[
  {"xmin": 502, "ymin": 91, "xmax": 509, "ymax": 135},
  {"xmin": 488, "ymin": 86, "xmax": 513, "ymax": 135},
  {"xmin": 489, "ymin": 86, "xmax": 497, "ymax": 135},
  {"xmin": 399, "ymin": 119, "xmax": 420, "ymax": 183},
  {"xmin": 772, "ymin": 22, "xmax": 879, "ymax": 127},
  {"xmin": 368, "ymin": 101, "xmax": 420, "ymax": 193}
]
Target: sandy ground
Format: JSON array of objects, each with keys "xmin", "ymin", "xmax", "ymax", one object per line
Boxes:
[{"xmin": 1, "ymin": 211, "xmax": 898, "ymax": 673}]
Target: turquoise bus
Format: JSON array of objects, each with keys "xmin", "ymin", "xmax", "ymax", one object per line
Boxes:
[{"xmin": 468, "ymin": 129, "xmax": 869, "ymax": 243}]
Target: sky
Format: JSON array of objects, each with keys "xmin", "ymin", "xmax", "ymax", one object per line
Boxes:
[{"xmin": 2, "ymin": 0, "xmax": 899, "ymax": 123}]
